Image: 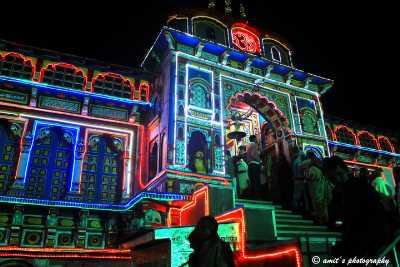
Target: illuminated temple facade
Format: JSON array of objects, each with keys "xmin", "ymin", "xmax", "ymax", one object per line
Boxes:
[{"xmin": 0, "ymin": 4, "xmax": 399, "ymax": 267}]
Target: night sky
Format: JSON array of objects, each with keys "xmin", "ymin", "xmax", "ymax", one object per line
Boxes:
[{"xmin": 1, "ymin": 1, "xmax": 397, "ymax": 135}]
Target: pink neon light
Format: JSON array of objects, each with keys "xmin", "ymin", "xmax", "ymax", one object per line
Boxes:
[
  {"xmin": 0, "ymin": 52, "xmax": 36, "ymax": 80},
  {"xmin": 138, "ymin": 125, "xmax": 146, "ymax": 189},
  {"xmin": 39, "ymin": 62, "xmax": 88, "ymax": 90},
  {"xmin": 0, "ymin": 101, "xmax": 140, "ymax": 127},
  {"xmin": 91, "ymin": 72, "xmax": 135, "ymax": 99}
]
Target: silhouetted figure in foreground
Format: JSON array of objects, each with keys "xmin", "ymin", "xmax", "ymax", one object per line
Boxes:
[{"xmin": 187, "ymin": 216, "xmax": 235, "ymax": 267}]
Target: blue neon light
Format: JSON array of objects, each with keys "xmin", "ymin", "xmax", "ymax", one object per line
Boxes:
[
  {"xmin": 170, "ymin": 31, "xmax": 200, "ymax": 47},
  {"xmin": 203, "ymin": 42, "xmax": 226, "ymax": 55},
  {"xmin": 272, "ymin": 64, "xmax": 290, "ymax": 75},
  {"xmin": 23, "ymin": 121, "xmax": 80, "ymax": 194},
  {"xmin": 0, "ymin": 76, "xmax": 151, "ymax": 107},
  {"xmin": 251, "ymin": 58, "xmax": 269, "ymax": 69},
  {"xmin": 228, "ymin": 51, "xmax": 248, "ymax": 62},
  {"xmin": 0, "ymin": 191, "xmax": 190, "ymax": 211},
  {"xmin": 328, "ymin": 141, "xmax": 400, "ymax": 158},
  {"xmin": 293, "ymin": 70, "xmax": 307, "ymax": 81}
]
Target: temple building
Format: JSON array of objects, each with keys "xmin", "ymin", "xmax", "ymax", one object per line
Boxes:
[{"xmin": 0, "ymin": 1, "xmax": 399, "ymax": 267}]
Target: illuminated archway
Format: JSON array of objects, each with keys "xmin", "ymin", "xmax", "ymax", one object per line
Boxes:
[{"xmin": 228, "ymin": 91, "xmax": 291, "ymax": 139}]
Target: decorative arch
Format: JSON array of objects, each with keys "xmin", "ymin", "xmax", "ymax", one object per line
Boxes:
[
  {"xmin": 334, "ymin": 125, "xmax": 358, "ymax": 145},
  {"xmin": 0, "ymin": 52, "xmax": 35, "ymax": 80},
  {"xmin": 189, "ymin": 78, "xmax": 211, "ymax": 109},
  {"xmin": 192, "ymin": 16, "xmax": 229, "ymax": 45},
  {"xmin": 39, "ymin": 62, "xmax": 87, "ymax": 90},
  {"xmin": 377, "ymin": 136, "xmax": 395, "ymax": 152},
  {"xmin": 228, "ymin": 92, "xmax": 290, "ymax": 138},
  {"xmin": 357, "ymin": 130, "xmax": 378, "ymax": 149},
  {"xmin": 91, "ymin": 72, "xmax": 134, "ymax": 99}
]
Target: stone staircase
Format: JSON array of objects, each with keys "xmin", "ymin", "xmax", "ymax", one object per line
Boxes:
[{"xmin": 237, "ymin": 199, "xmax": 342, "ymax": 267}]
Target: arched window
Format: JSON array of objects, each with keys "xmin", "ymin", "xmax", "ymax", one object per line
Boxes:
[
  {"xmin": 81, "ymin": 134, "xmax": 123, "ymax": 203},
  {"xmin": 92, "ymin": 72, "xmax": 134, "ymax": 99},
  {"xmin": 39, "ymin": 63, "xmax": 87, "ymax": 90},
  {"xmin": 335, "ymin": 126, "xmax": 357, "ymax": 145},
  {"xmin": 193, "ymin": 17, "xmax": 228, "ymax": 45},
  {"xmin": 0, "ymin": 120, "xmax": 21, "ymax": 195},
  {"xmin": 148, "ymin": 141, "xmax": 158, "ymax": 181},
  {"xmin": 190, "ymin": 83, "xmax": 209, "ymax": 108},
  {"xmin": 26, "ymin": 126, "xmax": 74, "ymax": 200},
  {"xmin": 358, "ymin": 132, "xmax": 377, "ymax": 149},
  {"xmin": 0, "ymin": 52, "xmax": 35, "ymax": 80},
  {"xmin": 378, "ymin": 136, "xmax": 394, "ymax": 152},
  {"xmin": 271, "ymin": 46, "xmax": 282, "ymax": 62},
  {"xmin": 206, "ymin": 27, "xmax": 216, "ymax": 41}
]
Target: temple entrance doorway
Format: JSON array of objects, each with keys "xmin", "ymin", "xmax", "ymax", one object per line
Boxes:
[{"xmin": 225, "ymin": 92, "xmax": 293, "ymax": 201}]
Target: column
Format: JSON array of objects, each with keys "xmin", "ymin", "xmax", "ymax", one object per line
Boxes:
[{"xmin": 12, "ymin": 131, "xmax": 34, "ymax": 189}]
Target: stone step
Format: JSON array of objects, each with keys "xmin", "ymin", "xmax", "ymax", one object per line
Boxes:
[
  {"xmin": 275, "ymin": 213, "xmax": 303, "ymax": 220},
  {"xmin": 274, "ymin": 209, "xmax": 292, "ymax": 214},
  {"xmin": 275, "ymin": 218, "xmax": 314, "ymax": 225},
  {"xmin": 276, "ymin": 224, "xmax": 328, "ymax": 231},
  {"xmin": 277, "ymin": 230, "xmax": 342, "ymax": 238}
]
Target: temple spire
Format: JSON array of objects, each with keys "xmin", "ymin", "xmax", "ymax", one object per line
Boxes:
[
  {"xmin": 208, "ymin": 0, "xmax": 216, "ymax": 9},
  {"xmin": 224, "ymin": 0, "xmax": 232, "ymax": 15},
  {"xmin": 240, "ymin": 2, "xmax": 247, "ymax": 19}
]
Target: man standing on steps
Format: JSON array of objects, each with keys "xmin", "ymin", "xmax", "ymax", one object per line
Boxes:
[{"xmin": 247, "ymin": 135, "xmax": 262, "ymax": 200}]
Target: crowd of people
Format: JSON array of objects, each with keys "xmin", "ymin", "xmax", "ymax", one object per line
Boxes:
[{"xmin": 226, "ymin": 136, "xmax": 400, "ymax": 257}]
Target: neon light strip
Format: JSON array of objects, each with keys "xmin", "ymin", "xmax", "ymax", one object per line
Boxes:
[
  {"xmin": 218, "ymin": 75, "xmax": 226, "ymax": 174},
  {"xmin": 357, "ymin": 130, "xmax": 379, "ymax": 150},
  {"xmin": 20, "ymin": 114, "xmax": 136, "ymax": 195},
  {"xmin": 215, "ymin": 208, "xmax": 302, "ymax": 267},
  {"xmin": 80, "ymin": 129, "xmax": 130, "ymax": 194},
  {"xmin": 184, "ymin": 63, "xmax": 189, "ymax": 165},
  {"xmin": 174, "ymin": 50, "xmax": 320, "ymax": 97},
  {"xmin": 316, "ymin": 96, "xmax": 331, "ymax": 156},
  {"xmin": 168, "ymin": 186, "xmax": 209, "ymax": 226},
  {"xmin": 173, "ymin": 53, "xmax": 179, "ymax": 165},
  {"xmin": 0, "ymin": 191, "xmax": 189, "ymax": 211},
  {"xmin": 164, "ymin": 26, "xmax": 329, "ymax": 87},
  {"xmin": 22, "ymin": 121, "xmax": 80, "ymax": 189},
  {"xmin": 0, "ymin": 246, "xmax": 131, "ymax": 253},
  {"xmin": 329, "ymin": 141, "xmax": 400, "ymax": 158},
  {"xmin": 0, "ymin": 252, "xmax": 131, "ymax": 260},
  {"xmin": 377, "ymin": 136, "xmax": 395, "ymax": 153},
  {"xmin": 220, "ymin": 74, "xmax": 296, "ymax": 133},
  {"xmin": 0, "ymin": 75, "xmax": 151, "ymax": 107},
  {"xmin": 334, "ymin": 125, "xmax": 359, "ymax": 145},
  {"xmin": 0, "ymin": 101, "xmax": 140, "ymax": 127},
  {"xmin": 0, "ymin": 113, "xmax": 29, "ymax": 181}
]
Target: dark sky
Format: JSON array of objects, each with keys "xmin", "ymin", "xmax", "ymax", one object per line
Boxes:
[{"xmin": 0, "ymin": 1, "xmax": 397, "ymax": 135}]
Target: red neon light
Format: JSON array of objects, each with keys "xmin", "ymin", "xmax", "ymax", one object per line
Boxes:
[
  {"xmin": 168, "ymin": 169, "xmax": 229, "ymax": 184},
  {"xmin": 0, "ymin": 246, "xmax": 132, "ymax": 259},
  {"xmin": 91, "ymin": 72, "xmax": 135, "ymax": 99},
  {"xmin": 377, "ymin": 136, "xmax": 395, "ymax": 153},
  {"xmin": 357, "ymin": 130, "xmax": 378, "ymax": 149},
  {"xmin": 334, "ymin": 125, "xmax": 359, "ymax": 145},
  {"xmin": 39, "ymin": 62, "xmax": 88, "ymax": 90},
  {"xmin": 215, "ymin": 208, "xmax": 302, "ymax": 267},
  {"xmin": 0, "ymin": 52, "xmax": 36, "ymax": 80},
  {"xmin": 139, "ymin": 81, "xmax": 150, "ymax": 103},
  {"xmin": 231, "ymin": 27, "xmax": 261, "ymax": 54},
  {"xmin": 168, "ymin": 186, "xmax": 209, "ymax": 226}
]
